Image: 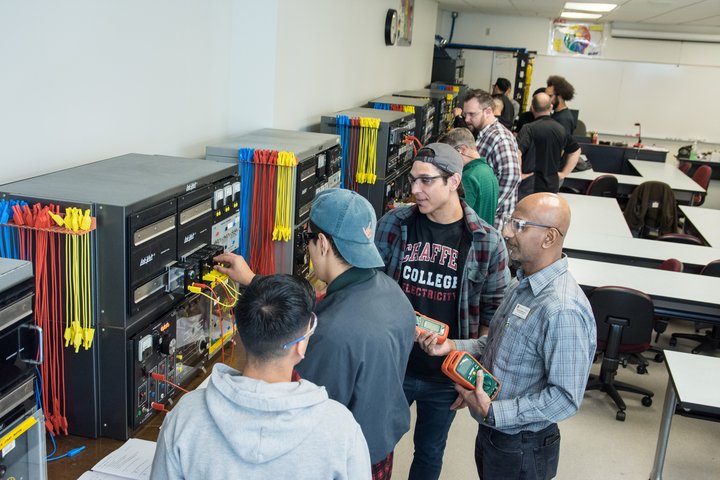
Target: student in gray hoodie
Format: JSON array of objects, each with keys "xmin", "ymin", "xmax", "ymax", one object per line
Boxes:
[{"xmin": 150, "ymin": 274, "xmax": 371, "ymax": 480}]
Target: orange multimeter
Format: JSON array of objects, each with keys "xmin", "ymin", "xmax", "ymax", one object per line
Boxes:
[
  {"xmin": 441, "ymin": 351, "xmax": 501, "ymax": 400},
  {"xmin": 415, "ymin": 312, "xmax": 449, "ymax": 344}
]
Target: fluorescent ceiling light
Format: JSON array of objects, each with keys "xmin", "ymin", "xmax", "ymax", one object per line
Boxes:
[
  {"xmin": 564, "ymin": 3, "xmax": 617, "ymax": 12},
  {"xmin": 561, "ymin": 11, "xmax": 603, "ymax": 19}
]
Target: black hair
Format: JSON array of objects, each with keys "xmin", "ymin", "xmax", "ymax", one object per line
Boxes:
[
  {"xmin": 494, "ymin": 78, "xmax": 511, "ymax": 93},
  {"xmin": 533, "ymin": 87, "xmax": 547, "ymax": 96},
  {"xmin": 236, "ymin": 274, "xmax": 315, "ymax": 360},
  {"xmin": 308, "ymin": 220, "xmax": 350, "ymax": 266},
  {"xmin": 546, "ymin": 75, "xmax": 575, "ymax": 101}
]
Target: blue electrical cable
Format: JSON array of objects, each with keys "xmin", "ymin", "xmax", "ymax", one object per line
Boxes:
[
  {"xmin": 47, "ymin": 446, "xmax": 86, "ymax": 462},
  {"xmin": 238, "ymin": 148, "xmax": 255, "ymax": 258}
]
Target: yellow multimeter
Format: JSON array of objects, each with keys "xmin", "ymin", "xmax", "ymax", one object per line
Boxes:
[
  {"xmin": 441, "ymin": 351, "xmax": 501, "ymax": 400},
  {"xmin": 415, "ymin": 312, "xmax": 449, "ymax": 344}
]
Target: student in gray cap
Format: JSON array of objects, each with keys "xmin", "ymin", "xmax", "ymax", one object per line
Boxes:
[
  {"xmin": 375, "ymin": 143, "xmax": 510, "ymax": 480},
  {"xmin": 215, "ymin": 188, "xmax": 416, "ymax": 480}
]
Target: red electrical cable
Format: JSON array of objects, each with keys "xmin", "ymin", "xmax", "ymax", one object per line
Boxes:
[{"xmin": 150, "ymin": 372, "xmax": 189, "ymax": 394}]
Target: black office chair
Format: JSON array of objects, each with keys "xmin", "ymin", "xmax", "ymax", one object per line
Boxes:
[
  {"xmin": 585, "ymin": 286, "xmax": 655, "ymax": 421},
  {"xmin": 623, "ymin": 181, "xmax": 678, "ymax": 239},
  {"xmin": 649, "ymin": 258, "xmax": 684, "ymax": 363},
  {"xmin": 669, "ymin": 260, "xmax": 720, "ymax": 354},
  {"xmin": 585, "ymin": 174, "xmax": 618, "ymax": 197}
]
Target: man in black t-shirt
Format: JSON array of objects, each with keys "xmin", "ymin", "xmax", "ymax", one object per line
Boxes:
[
  {"xmin": 375, "ymin": 144, "xmax": 509, "ymax": 480},
  {"xmin": 546, "ymin": 75, "xmax": 577, "ymax": 136},
  {"xmin": 517, "ymin": 93, "xmax": 581, "ymax": 193}
]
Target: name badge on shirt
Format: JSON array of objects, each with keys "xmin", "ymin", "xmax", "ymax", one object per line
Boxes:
[{"xmin": 512, "ymin": 303, "xmax": 531, "ymax": 319}]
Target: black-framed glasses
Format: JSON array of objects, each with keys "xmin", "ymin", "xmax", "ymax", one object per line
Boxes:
[
  {"xmin": 299, "ymin": 230, "xmax": 319, "ymax": 246},
  {"xmin": 282, "ymin": 313, "xmax": 318, "ymax": 349},
  {"xmin": 408, "ymin": 173, "xmax": 446, "ymax": 186},
  {"xmin": 501, "ymin": 214, "xmax": 564, "ymax": 237}
]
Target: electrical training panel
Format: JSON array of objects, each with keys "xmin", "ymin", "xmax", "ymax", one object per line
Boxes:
[
  {"xmin": 369, "ymin": 95, "xmax": 435, "ymax": 145},
  {"xmin": 205, "ymin": 129, "xmax": 341, "ymax": 279},
  {"xmin": 0, "ymin": 259, "xmax": 47, "ymax": 479},
  {"xmin": 0, "ymin": 154, "xmax": 239, "ymax": 440},
  {"xmin": 320, "ymin": 107, "xmax": 416, "ymax": 218},
  {"xmin": 394, "ymin": 88, "xmax": 462, "ymax": 139}
]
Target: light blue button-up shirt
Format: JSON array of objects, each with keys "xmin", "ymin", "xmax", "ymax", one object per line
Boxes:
[{"xmin": 455, "ymin": 255, "xmax": 596, "ymax": 434}]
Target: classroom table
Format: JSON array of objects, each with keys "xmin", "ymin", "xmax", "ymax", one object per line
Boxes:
[
  {"xmin": 649, "ymin": 350, "xmax": 720, "ymax": 480},
  {"xmin": 566, "ymin": 257, "xmax": 720, "ymax": 323},
  {"xmin": 560, "ymin": 193, "xmax": 632, "ymax": 238},
  {"xmin": 628, "ymin": 160, "xmax": 706, "ymax": 200},
  {"xmin": 563, "ymin": 231, "xmax": 720, "ymax": 273},
  {"xmin": 564, "ymin": 160, "xmax": 705, "ymax": 204},
  {"xmin": 678, "ymin": 205, "xmax": 720, "ymax": 248},
  {"xmin": 678, "ymin": 155, "xmax": 720, "ymax": 179}
]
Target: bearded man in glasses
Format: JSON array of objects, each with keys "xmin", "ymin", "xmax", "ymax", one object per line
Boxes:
[
  {"xmin": 151, "ymin": 274, "xmax": 371, "ymax": 479},
  {"xmin": 417, "ymin": 193, "xmax": 596, "ymax": 480},
  {"xmin": 462, "ymin": 89, "xmax": 520, "ymax": 229},
  {"xmin": 375, "ymin": 143, "xmax": 510, "ymax": 480},
  {"xmin": 215, "ymin": 189, "xmax": 416, "ymax": 480}
]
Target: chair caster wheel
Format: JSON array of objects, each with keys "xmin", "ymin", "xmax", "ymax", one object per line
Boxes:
[
  {"xmin": 669, "ymin": 337, "xmax": 678, "ymax": 347},
  {"xmin": 654, "ymin": 353, "xmax": 664, "ymax": 363},
  {"xmin": 616, "ymin": 410, "xmax": 626, "ymax": 421},
  {"xmin": 621, "ymin": 358, "xmax": 628, "ymax": 368},
  {"xmin": 637, "ymin": 365, "xmax": 648, "ymax": 374},
  {"xmin": 642, "ymin": 396, "xmax": 653, "ymax": 407}
]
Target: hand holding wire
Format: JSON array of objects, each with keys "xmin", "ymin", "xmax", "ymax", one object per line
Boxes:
[{"xmin": 213, "ymin": 252, "xmax": 256, "ymax": 286}]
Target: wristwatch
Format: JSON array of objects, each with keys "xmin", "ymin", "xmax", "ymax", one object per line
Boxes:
[{"xmin": 483, "ymin": 404, "xmax": 495, "ymax": 426}]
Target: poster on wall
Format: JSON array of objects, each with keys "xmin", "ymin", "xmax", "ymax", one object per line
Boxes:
[
  {"xmin": 397, "ymin": 0, "xmax": 414, "ymax": 46},
  {"xmin": 549, "ymin": 21, "xmax": 606, "ymax": 57}
]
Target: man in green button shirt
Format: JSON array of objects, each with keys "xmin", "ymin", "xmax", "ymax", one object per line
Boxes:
[{"xmin": 439, "ymin": 128, "xmax": 499, "ymax": 226}]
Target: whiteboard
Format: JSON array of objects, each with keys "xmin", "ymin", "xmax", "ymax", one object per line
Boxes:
[{"xmin": 530, "ymin": 54, "xmax": 720, "ymax": 143}]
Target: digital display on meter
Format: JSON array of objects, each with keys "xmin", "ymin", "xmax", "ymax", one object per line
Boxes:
[
  {"xmin": 414, "ymin": 312, "xmax": 449, "ymax": 344},
  {"xmin": 416, "ymin": 314, "xmax": 444, "ymax": 334},
  {"xmin": 442, "ymin": 351, "xmax": 501, "ymax": 399},
  {"xmin": 456, "ymin": 354, "xmax": 481, "ymax": 385}
]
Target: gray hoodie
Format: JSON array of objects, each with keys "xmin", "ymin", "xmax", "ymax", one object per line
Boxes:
[{"xmin": 151, "ymin": 364, "xmax": 371, "ymax": 479}]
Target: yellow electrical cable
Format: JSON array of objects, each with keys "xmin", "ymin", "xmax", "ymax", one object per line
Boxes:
[
  {"xmin": 82, "ymin": 232, "xmax": 94, "ymax": 349},
  {"xmin": 272, "ymin": 151, "xmax": 296, "ymax": 242},
  {"xmin": 366, "ymin": 118, "xmax": 380, "ymax": 184},
  {"xmin": 64, "ymin": 235, "xmax": 72, "ymax": 347},
  {"xmin": 195, "ymin": 291, "xmax": 236, "ymax": 308},
  {"xmin": 356, "ymin": 118, "xmax": 367, "ymax": 184}
]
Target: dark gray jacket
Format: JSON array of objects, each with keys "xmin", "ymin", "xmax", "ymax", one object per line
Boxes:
[{"xmin": 296, "ymin": 268, "xmax": 416, "ymax": 463}]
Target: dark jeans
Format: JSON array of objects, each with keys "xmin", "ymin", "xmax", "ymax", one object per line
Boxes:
[
  {"xmin": 403, "ymin": 375, "xmax": 458, "ymax": 480},
  {"xmin": 475, "ymin": 423, "xmax": 561, "ymax": 480}
]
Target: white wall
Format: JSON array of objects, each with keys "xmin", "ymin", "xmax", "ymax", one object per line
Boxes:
[
  {"xmin": 0, "ymin": 0, "xmax": 438, "ymax": 185},
  {"xmin": 272, "ymin": 0, "xmax": 438, "ymax": 130},
  {"xmin": 436, "ymin": 11, "xmax": 720, "ymax": 143},
  {"xmin": 0, "ymin": 0, "xmax": 280, "ymax": 184}
]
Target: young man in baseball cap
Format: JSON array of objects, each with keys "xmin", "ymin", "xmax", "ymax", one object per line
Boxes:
[
  {"xmin": 216, "ymin": 188, "xmax": 415, "ymax": 479},
  {"xmin": 374, "ymin": 143, "xmax": 510, "ymax": 480}
]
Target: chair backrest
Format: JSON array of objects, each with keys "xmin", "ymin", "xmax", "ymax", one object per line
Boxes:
[
  {"xmin": 657, "ymin": 233, "xmax": 704, "ymax": 246},
  {"xmin": 585, "ymin": 174, "xmax": 618, "ymax": 197},
  {"xmin": 678, "ymin": 161, "xmax": 691, "ymax": 174},
  {"xmin": 691, "ymin": 165, "xmax": 712, "ymax": 206},
  {"xmin": 589, "ymin": 286, "xmax": 655, "ymax": 347},
  {"xmin": 623, "ymin": 181, "xmax": 678, "ymax": 238},
  {"xmin": 691, "ymin": 165, "xmax": 712, "ymax": 190},
  {"xmin": 700, "ymin": 260, "xmax": 720, "ymax": 277},
  {"xmin": 575, "ymin": 119, "xmax": 588, "ymax": 136},
  {"xmin": 658, "ymin": 258, "xmax": 683, "ymax": 272}
]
